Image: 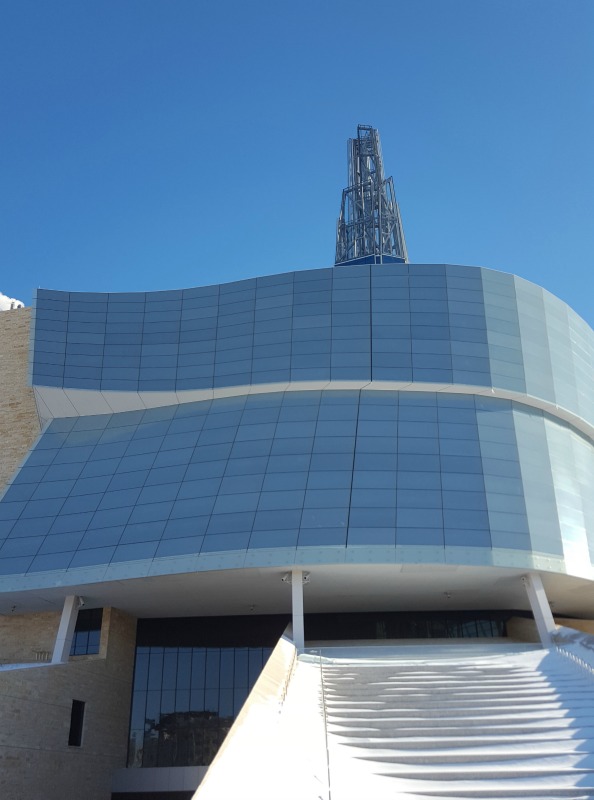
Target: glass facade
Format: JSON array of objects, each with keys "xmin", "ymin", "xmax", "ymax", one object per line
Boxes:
[
  {"xmin": 0, "ymin": 390, "xmax": 593, "ymax": 578},
  {"xmin": 0, "ymin": 263, "xmax": 592, "ymax": 585},
  {"xmin": 127, "ymin": 615, "xmax": 285, "ymax": 768},
  {"xmin": 128, "ymin": 646, "xmax": 272, "ymax": 768},
  {"xmin": 30, "ymin": 264, "xmax": 594, "ymax": 430}
]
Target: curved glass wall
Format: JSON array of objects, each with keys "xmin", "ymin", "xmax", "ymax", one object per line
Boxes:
[
  {"xmin": 1, "ymin": 390, "xmax": 593, "ymax": 581},
  {"xmin": 3, "ymin": 263, "xmax": 592, "ymax": 586},
  {"xmin": 31, "ymin": 264, "xmax": 594, "ymax": 430}
]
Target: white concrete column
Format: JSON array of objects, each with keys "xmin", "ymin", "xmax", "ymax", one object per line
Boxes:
[
  {"xmin": 522, "ymin": 573, "xmax": 556, "ymax": 647},
  {"xmin": 291, "ymin": 568, "xmax": 305, "ymax": 651},
  {"xmin": 51, "ymin": 595, "xmax": 81, "ymax": 664}
]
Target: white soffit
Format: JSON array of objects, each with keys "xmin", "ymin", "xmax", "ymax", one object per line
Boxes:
[{"xmin": 0, "ymin": 563, "xmax": 593, "ymax": 620}]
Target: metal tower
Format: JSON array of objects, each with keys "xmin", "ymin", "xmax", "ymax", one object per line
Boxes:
[{"xmin": 335, "ymin": 125, "xmax": 408, "ymax": 266}]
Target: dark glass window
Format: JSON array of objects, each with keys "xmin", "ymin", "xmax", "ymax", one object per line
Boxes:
[
  {"xmin": 70, "ymin": 608, "xmax": 103, "ymax": 655},
  {"xmin": 128, "ymin": 645, "xmax": 272, "ymax": 768},
  {"xmin": 127, "ymin": 615, "xmax": 286, "ymax": 769},
  {"xmin": 68, "ymin": 700, "xmax": 85, "ymax": 746},
  {"xmin": 305, "ymin": 610, "xmax": 509, "ymax": 641}
]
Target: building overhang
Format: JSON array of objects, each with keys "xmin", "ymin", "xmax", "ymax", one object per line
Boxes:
[{"xmin": 1, "ymin": 562, "xmax": 593, "ymax": 621}]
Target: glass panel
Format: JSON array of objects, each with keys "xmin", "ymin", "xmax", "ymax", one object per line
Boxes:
[{"xmin": 128, "ymin": 642, "xmax": 272, "ymax": 769}]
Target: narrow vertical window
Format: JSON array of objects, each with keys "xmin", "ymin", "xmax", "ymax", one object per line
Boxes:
[{"xmin": 68, "ymin": 700, "xmax": 85, "ymax": 746}]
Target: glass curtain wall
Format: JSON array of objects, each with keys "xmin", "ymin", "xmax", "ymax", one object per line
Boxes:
[
  {"xmin": 127, "ymin": 615, "xmax": 288, "ymax": 768},
  {"xmin": 128, "ymin": 645, "xmax": 272, "ymax": 768}
]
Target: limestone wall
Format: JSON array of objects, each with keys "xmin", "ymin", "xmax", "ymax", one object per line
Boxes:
[
  {"xmin": 0, "ymin": 610, "xmax": 60, "ymax": 664},
  {"xmin": 0, "ymin": 607, "xmax": 137, "ymax": 800},
  {"xmin": 554, "ymin": 617, "xmax": 594, "ymax": 636},
  {"xmin": 507, "ymin": 615, "xmax": 594, "ymax": 642},
  {"xmin": 506, "ymin": 616, "xmax": 540, "ymax": 643},
  {"xmin": 0, "ymin": 308, "xmax": 40, "ymax": 494}
]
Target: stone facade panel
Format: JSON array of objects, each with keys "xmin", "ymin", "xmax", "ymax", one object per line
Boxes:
[{"xmin": 0, "ymin": 309, "xmax": 40, "ymax": 494}]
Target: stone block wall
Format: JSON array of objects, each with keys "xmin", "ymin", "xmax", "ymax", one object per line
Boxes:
[
  {"xmin": 0, "ymin": 607, "xmax": 137, "ymax": 800},
  {"xmin": 0, "ymin": 610, "xmax": 60, "ymax": 664},
  {"xmin": 0, "ymin": 308, "xmax": 40, "ymax": 494}
]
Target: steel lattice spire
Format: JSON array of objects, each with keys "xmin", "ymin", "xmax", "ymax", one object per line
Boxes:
[{"xmin": 335, "ymin": 125, "xmax": 408, "ymax": 266}]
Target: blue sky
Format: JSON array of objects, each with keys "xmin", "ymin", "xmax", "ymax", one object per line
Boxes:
[{"xmin": 2, "ymin": 1, "xmax": 593, "ymax": 325}]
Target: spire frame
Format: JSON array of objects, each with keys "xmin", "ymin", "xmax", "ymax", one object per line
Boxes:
[{"xmin": 335, "ymin": 125, "xmax": 408, "ymax": 266}]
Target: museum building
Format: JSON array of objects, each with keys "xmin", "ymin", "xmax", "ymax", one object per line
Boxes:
[{"xmin": 1, "ymin": 126, "xmax": 594, "ymax": 799}]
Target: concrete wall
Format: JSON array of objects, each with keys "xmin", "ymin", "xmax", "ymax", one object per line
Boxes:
[
  {"xmin": 0, "ymin": 607, "xmax": 136, "ymax": 800},
  {"xmin": 0, "ymin": 308, "xmax": 40, "ymax": 494}
]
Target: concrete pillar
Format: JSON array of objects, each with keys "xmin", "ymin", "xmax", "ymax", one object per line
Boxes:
[
  {"xmin": 291, "ymin": 568, "xmax": 305, "ymax": 651},
  {"xmin": 51, "ymin": 595, "xmax": 80, "ymax": 664},
  {"xmin": 522, "ymin": 573, "xmax": 556, "ymax": 647}
]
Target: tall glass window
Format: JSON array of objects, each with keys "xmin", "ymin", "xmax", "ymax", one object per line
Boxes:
[
  {"xmin": 127, "ymin": 615, "xmax": 288, "ymax": 768},
  {"xmin": 128, "ymin": 645, "xmax": 272, "ymax": 767}
]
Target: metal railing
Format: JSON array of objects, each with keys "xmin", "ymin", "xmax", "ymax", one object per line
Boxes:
[{"xmin": 555, "ymin": 644, "xmax": 594, "ymax": 678}]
